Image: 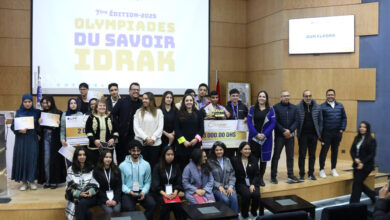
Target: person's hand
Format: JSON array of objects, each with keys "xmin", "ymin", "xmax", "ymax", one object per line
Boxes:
[
  {"xmin": 244, "ymin": 117, "xmax": 247, "ymax": 123},
  {"xmin": 184, "ymin": 141, "xmax": 191, "ymax": 148},
  {"xmin": 225, "ymin": 110, "xmax": 231, "ymax": 118},
  {"xmin": 256, "ymin": 133, "xmax": 265, "ymax": 140},
  {"xmin": 106, "ymin": 200, "xmax": 112, "ymax": 206},
  {"xmin": 196, "ymin": 189, "xmax": 205, "ymax": 196},
  {"xmin": 129, "ymin": 191, "xmax": 137, "ymax": 197},
  {"xmin": 86, "ymin": 191, "xmax": 92, "ymax": 197},
  {"xmin": 111, "ymin": 200, "xmax": 117, "ymax": 206},
  {"xmin": 108, "ymin": 138, "xmax": 115, "ymax": 146},
  {"xmin": 379, "ymin": 183, "xmax": 390, "ymax": 199},
  {"xmin": 138, "ymin": 192, "xmax": 145, "ymax": 201},
  {"xmin": 61, "ymin": 140, "xmax": 67, "ymax": 146},
  {"xmin": 190, "ymin": 138, "xmax": 198, "ymax": 146},
  {"xmin": 75, "ymin": 144, "xmax": 81, "ymax": 147},
  {"xmin": 340, "ymin": 130, "xmax": 344, "ymax": 133},
  {"xmin": 19, "ymin": 129, "xmax": 27, "ymax": 134},
  {"xmin": 249, "ymin": 185, "xmax": 255, "ymax": 193},
  {"xmin": 37, "ymin": 135, "xmax": 41, "ymax": 141},
  {"xmin": 283, "ymin": 129, "xmax": 291, "ymax": 138},
  {"xmin": 357, "ymin": 163, "xmax": 364, "ymax": 170},
  {"xmin": 355, "ymin": 159, "xmax": 361, "ymax": 164},
  {"xmin": 145, "ymin": 137, "xmax": 154, "ymax": 146},
  {"xmin": 94, "ymin": 139, "xmax": 102, "ymax": 148},
  {"xmin": 38, "ymin": 118, "xmax": 43, "ymax": 124},
  {"xmin": 219, "ymin": 186, "xmax": 227, "ymax": 195},
  {"xmin": 166, "ymin": 133, "xmax": 175, "ymax": 145},
  {"xmin": 227, "ymin": 187, "xmax": 234, "ymax": 196}
]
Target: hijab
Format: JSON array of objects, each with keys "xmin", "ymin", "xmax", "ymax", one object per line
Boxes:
[
  {"xmin": 16, "ymin": 94, "xmax": 40, "ymax": 119},
  {"xmin": 66, "ymin": 98, "xmax": 78, "ymax": 116}
]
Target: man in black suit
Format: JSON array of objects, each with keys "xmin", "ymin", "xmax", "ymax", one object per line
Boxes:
[
  {"xmin": 111, "ymin": 82, "xmax": 142, "ymax": 164},
  {"xmin": 106, "ymin": 83, "xmax": 121, "ymax": 112}
]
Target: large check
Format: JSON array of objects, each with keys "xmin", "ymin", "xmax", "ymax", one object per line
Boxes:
[
  {"xmin": 202, "ymin": 120, "xmax": 248, "ymax": 149},
  {"xmin": 65, "ymin": 115, "xmax": 89, "ymax": 145}
]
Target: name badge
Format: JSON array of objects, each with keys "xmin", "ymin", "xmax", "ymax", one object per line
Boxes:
[
  {"xmin": 245, "ymin": 177, "xmax": 250, "ymax": 186},
  {"xmin": 165, "ymin": 184, "xmax": 173, "ymax": 194},
  {"xmin": 133, "ymin": 181, "xmax": 140, "ymax": 192},
  {"xmin": 106, "ymin": 190, "xmax": 114, "ymax": 201}
]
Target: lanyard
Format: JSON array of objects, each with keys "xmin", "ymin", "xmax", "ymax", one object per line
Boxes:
[
  {"xmin": 165, "ymin": 165, "xmax": 173, "ymax": 184},
  {"xmin": 242, "ymin": 159, "xmax": 248, "ymax": 177},
  {"xmin": 104, "ymin": 168, "xmax": 111, "ymax": 190},
  {"xmin": 231, "ymin": 103, "xmax": 238, "ymax": 119},
  {"xmin": 132, "ymin": 161, "xmax": 140, "ymax": 183}
]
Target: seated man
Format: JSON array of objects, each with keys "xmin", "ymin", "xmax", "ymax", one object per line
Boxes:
[
  {"xmin": 119, "ymin": 140, "xmax": 156, "ymax": 220},
  {"xmin": 373, "ymin": 183, "xmax": 390, "ymax": 219},
  {"xmin": 203, "ymin": 91, "xmax": 230, "ymax": 120}
]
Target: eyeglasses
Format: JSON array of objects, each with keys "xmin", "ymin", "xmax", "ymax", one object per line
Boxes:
[{"xmin": 130, "ymin": 89, "xmax": 140, "ymax": 92}]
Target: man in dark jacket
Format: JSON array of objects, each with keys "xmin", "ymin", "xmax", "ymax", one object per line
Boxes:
[
  {"xmin": 76, "ymin": 82, "xmax": 89, "ymax": 114},
  {"xmin": 296, "ymin": 90, "xmax": 323, "ymax": 181},
  {"xmin": 319, "ymin": 89, "xmax": 347, "ymax": 178},
  {"xmin": 106, "ymin": 82, "xmax": 121, "ymax": 113},
  {"xmin": 225, "ymin": 88, "xmax": 248, "ymax": 121},
  {"xmin": 373, "ymin": 183, "xmax": 390, "ymax": 219},
  {"xmin": 270, "ymin": 90, "xmax": 298, "ymax": 184},
  {"xmin": 111, "ymin": 82, "xmax": 142, "ymax": 164}
]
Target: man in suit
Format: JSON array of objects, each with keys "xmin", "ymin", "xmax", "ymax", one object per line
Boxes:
[{"xmin": 106, "ymin": 83, "xmax": 121, "ymax": 113}]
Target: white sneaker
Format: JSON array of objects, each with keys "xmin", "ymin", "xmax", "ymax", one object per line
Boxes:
[
  {"xmin": 19, "ymin": 183, "xmax": 28, "ymax": 191},
  {"xmin": 29, "ymin": 182, "xmax": 38, "ymax": 190},
  {"xmin": 319, "ymin": 169, "xmax": 327, "ymax": 178},
  {"xmin": 331, "ymin": 169, "xmax": 339, "ymax": 177}
]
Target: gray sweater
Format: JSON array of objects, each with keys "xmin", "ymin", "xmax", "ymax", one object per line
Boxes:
[{"xmin": 207, "ymin": 157, "xmax": 236, "ymax": 192}]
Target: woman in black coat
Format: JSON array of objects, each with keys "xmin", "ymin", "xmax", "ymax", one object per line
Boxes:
[
  {"xmin": 38, "ymin": 95, "xmax": 66, "ymax": 189},
  {"xmin": 93, "ymin": 150, "xmax": 122, "ymax": 214},
  {"xmin": 232, "ymin": 141, "xmax": 261, "ymax": 219},
  {"xmin": 349, "ymin": 121, "xmax": 377, "ymax": 204},
  {"xmin": 151, "ymin": 146, "xmax": 185, "ymax": 220}
]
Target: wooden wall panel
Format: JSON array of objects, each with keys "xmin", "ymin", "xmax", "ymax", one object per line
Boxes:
[
  {"xmin": 0, "ymin": 0, "xmax": 30, "ymax": 10},
  {"xmin": 247, "ymin": 0, "xmax": 361, "ymax": 23},
  {"xmin": 209, "ymin": 70, "xmax": 247, "ymax": 104},
  {"xmin": 0, "ymin": 38, "xmax": 30, "ymax": 66},
  {"xmin": 210, "ymin": 47, "xmax": 246, "ymax": 71},
  {"xmin": 247, "ymin": 40, "xmax": 284, "ymax": 71},
  {"xmin": 0, "ymin": 67, "xmax": 29, "ymax": 95},
  {"xmin": 248, "ymin": 2, "xmax": 379, "ymax": 46},
  {"xmin": 282, "ymin": 68, "xmax": 376, "ymax": 101},
  {"xmin": 210, "ymin": 22, "xmax": 246, "ymax": 47},
  {"xmin": 210, "ymin": 0, "xmax": 247, "ymax": 24},
  {"xmin": 0, "ymin": 9, "xmax": 30, "ymax": 38},
  {"xmin": 247, "ymin": 70, "xmax": 283, "ymax": 98}
]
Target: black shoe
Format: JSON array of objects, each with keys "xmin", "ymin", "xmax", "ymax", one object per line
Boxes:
[
  {"xmin": 260, "ymin": 178, "xmax": 266, "ymax": 187},
  {"xmin": 288, "ymin": 175, "xmax": 299, "ymax": 183},
  {"xmin": 43, "ymin": 184, "xmax": 50, "ymax": 189},
  {"xmin": 271, "ymin": 177, "xmax": 278, "ymax": 184},
  {"xmin": 50, "ymin": 184, "xmax": 57, "ymax": 189},
  {"xmin": 299, "ymin": 175, "xmax": 305, "ymax": 182},
  {"xmin": 309, "ymin": 175, "xmax": 317, "ymax": 181}
]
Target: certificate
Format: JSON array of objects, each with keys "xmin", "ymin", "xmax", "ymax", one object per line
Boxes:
[
  {"xmin": 14, "ymin": 117, "xmax": 34, "ymax": 130},
  {"xmin": 58, "ymin": 144, "xmax": 76, "ymax": 162},
  {"xmin": 40, "ymin": 112, "xmax": 60, "ymax": 127},
  {"xmin": 65, "ymin": 115, "xmax": 89, "ymax": 145}
]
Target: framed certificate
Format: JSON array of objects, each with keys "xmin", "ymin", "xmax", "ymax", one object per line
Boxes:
[
  {"xmin": 40, "ymin": 112, "xmax": 60, "ymax": 127},
  {"xmin": 14, "ymin": 117, "xmax": 34, "ymax": 130},
  {"xmin": 65, "ymin": 115, "xmax": 89, "ymax": 145}
]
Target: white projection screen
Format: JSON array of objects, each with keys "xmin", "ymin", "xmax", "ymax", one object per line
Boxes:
[
  {"xmin": 289, "ymin": 15, "xmax": 355, "ymax": 55},
  {"xmin": 32, "ymin": 0, "xmax": 210, "ymax": 95}
]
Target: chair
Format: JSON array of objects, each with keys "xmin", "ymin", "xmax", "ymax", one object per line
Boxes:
[
  {"xmin": 320, "ymin": 203, "xmax": 367, "ymax": 220},
  {"xmin": 256, "ymin": 210, "xmax": 310, "ymax": 220}
]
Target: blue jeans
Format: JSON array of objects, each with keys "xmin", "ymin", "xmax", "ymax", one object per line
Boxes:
[
  {"xmin": 101, "ymin": 202, "xmax": 121, "ymax": 214},
  {"xmin": 43, "ymin": 129, "xmax": 52, "ymax": 184},
  {"xmin": 214, "ymin": 189, "xmax": 239, "ymax": 213}
]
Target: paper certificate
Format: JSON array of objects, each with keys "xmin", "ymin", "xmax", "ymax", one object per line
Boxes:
[
  {"xmin": 65, "ymin": 115, "xmax": 89, "ymax": 145},
  {"xmin": 40, "ymin": 112, "xmax": 60, "ymax": 127},
  {"xmin": 14, "ymin": 117, "xmax": 34, "ymax": 130},
  {"xmin": 58, "ymin": 144, "xmax": 76, "ymax": 162}
]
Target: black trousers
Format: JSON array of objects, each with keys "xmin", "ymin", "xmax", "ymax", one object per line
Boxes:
[
  {"xmin": 236, "ymin": 183, "xmax": 261, "ymax": 218},
  {"xmin": 350, "ymin": 168, "xmax": 376, "ymax": 203},
  {"xmin": 319, "ymin": 131, "xmax": 342, "ymax": 170},
  {"xmin": 122, "ymin": 193, "xmax": 156, "ymax": 220},
  {"xmin": 271, "ymin": 136, "xmax": 295, "ymax": 178},
  {"xmin": 298, "ymin": 133, "xmax": 318, "ymax": 177},
  {"xmin": 250, "ymin": 141, "xmax": 267, "ymax": 179},
  {"xmin": 141, "ymin": 145, "xmax": 161, "ymax": 170},
  {"xmin": 153, "ymin": 194, "xmax": 185, "ymax": 220},
  {"xmin": 76, "ymin": 197, "xmax": 97, "ymax": 220},
  {"xmin": 116, "ymin": 135, "xmax": 132, "ymax": 164}
]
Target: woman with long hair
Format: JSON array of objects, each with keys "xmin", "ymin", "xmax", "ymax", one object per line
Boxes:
[
  {"xmin": 151, "ymin": 146, "xmax": 185, "ymax": 220},
  {"xmin": 37, "ymin": 95, "xmax": 66, "ymax": 189},
  {"xmin": 93, "ymin": 150, "xmax": 121, "ymax": 214},
  {"xmin": 159, "ymin": 91, "xmax": 177, "ymax": 147},
  {"xmin": 174, "ymin": 94, "xmax": 204, "ymax": 170},
  {"xmin": 182, "ymin": 148, "xmax": 215, "ymax": 204},
  {"xmin": 232, "ymin": 142, "xmax": 261, "ymax": 219},
  {"xmin": 65, "ymin": 147, "xmax": 98, "ymax": 220},
  {"xmin": 208, "ymin": 141, "xmax": 238, "ymax": 213},
  {"xmin": 349, "ymin": 121, "xmax": 377, "ymax": 203},
  {"xmin": 85, "ymin": 99, "xmax": 119, "ymax": 165},
  {"xmin": 11, "ymin": 94, "xmax": 41, "ymax": 190},
  {"xmin": 134, "ymin": 92, "xmax": 164, "ymax": 169},
  {"xmin": 247, "ymin": 90, "xmax": 276, "ymax": 186}
]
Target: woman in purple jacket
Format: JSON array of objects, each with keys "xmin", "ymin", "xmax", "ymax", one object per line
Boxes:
[{"xmin": 247, "ymin": 90, "xmax": 276, "ymax": 186}]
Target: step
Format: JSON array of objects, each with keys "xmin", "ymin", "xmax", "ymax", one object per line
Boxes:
[{"xmin": 375, "ymin": 172, "xmax": 389, "ymax": 189}]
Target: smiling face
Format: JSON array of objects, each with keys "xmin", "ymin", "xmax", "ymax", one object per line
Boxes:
[
  {"xmin": 109, "ymin": 86, "xmax": 119, "ymax": 99},
  {"xmin": 129, "ymin": 85, "xmax": 140, "ymax": 100},
  {"xmin": 41, "ymin": 99, "xmax": 51, "ymax": 110},
  {"xmin": 281, "ymin": 91, "xmax": 290, "ymax": 104},
  {"xmin": 198, "ymin": 86, "xmax": 208, "ymax": 98},
  {"xmin": 130, "ymin": 147, "xmax": 141, "ymax": 160},
  {"xmin": 184, "ymin": 95, "xmax": 194, "ymax": 110},
  {"xmin": 97, "ymin": 102, "xmax": 106, "ymax": 114},
  {"xmin": 258, "ymin": 92, "xmax": 267, "ymax": 106},
  {"xmin": 103, "ymin": 152, "xmax": 113, "ymax": 167},
  {"xmin": 230, "ymin": 93, "xmax": 239, "ymax": 105},
  {"xmin": 359, "ymin": 123, "xmax": 367, "ymax": 135},
  {"xmin": 303, "ymin": 90, "xmax": 312, "ymax": 104},
  {"xmin": 326, "ymin": 90, "xmax": 335, "ymax": 102},
  {"xmin": 214, "ymin": 145, "xmax": 224, "ymax": 158},
  {"xmin": 240, "ymin": 144, "xmax": 251, "ymax": 158},
  {"xmin": 89, "ymin": 99, "xmax": 97, "ymax": 110},
  {"xmin": 78, "ymin": 150, "xmax": 86, "ymax": 163},
  {"xmin": 201, "ymin": 151, "xmax": 207, "ymax": 164},
  {"xmin": 142, "ymin": 94, "xmax": 150, "ymax": 108},
  {"xmin": 164, "ymin": 93, "xmax": 173, "ymax": 105}
]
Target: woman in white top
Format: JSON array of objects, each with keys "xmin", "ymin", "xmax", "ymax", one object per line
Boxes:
[{"xmin": 134, "ymin": 92, "xmax": 164, "ymax": 169}]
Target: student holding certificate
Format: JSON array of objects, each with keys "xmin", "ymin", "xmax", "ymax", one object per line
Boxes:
[
  {"xmin": 38, "ymin": 96, "xmax": 66, "ymax": 189},
  {"xmin": 11, "ymin": 94, "xmax": 41, "ymax": 191},
  {"xmin": 151, "ymin": 146, "xmax": 185, "ymax": 220},
  {"xmin": 85, "ymin": 99, "xmax": 119, "ymax": 165}
]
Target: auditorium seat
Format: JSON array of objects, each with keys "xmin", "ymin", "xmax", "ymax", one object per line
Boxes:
[{"xmin": 320, "ymin": 203, "xmax": 367, "ymax": 220}]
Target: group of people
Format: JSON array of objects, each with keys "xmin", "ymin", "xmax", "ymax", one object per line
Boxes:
[{"xmin": 10, "ymin": 82, "xmax": 378, "ymax": 219}]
